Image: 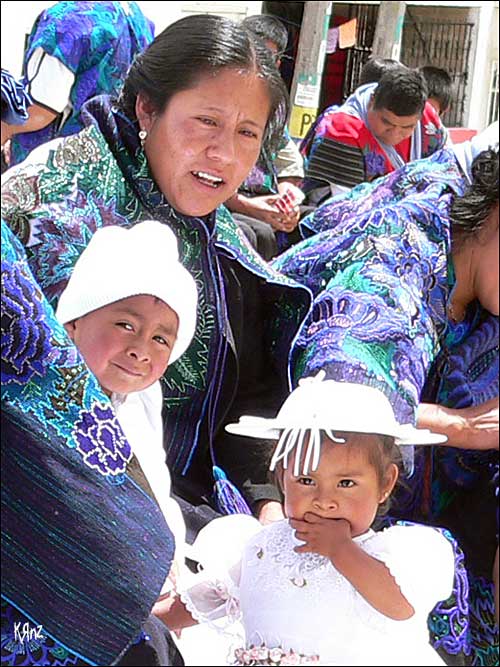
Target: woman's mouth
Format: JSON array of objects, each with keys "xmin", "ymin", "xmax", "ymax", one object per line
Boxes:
[{"xmin": 191, "ymin": 171, "xmax": 225, "ymax": 189}]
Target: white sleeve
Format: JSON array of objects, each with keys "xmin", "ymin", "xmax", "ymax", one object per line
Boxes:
[
  {"xmin": 26, "ymin": 47, "xmax": 75, "ymax": 112},
  {"xmin": 179, "ymin": 561, "xmax": 242, "ymax": 626},
  {"xmin": 363, "ymin": 524, "xmax": 455, "ymax": 614},
  {"xmin": 178, "ymin": 514, "xmax": 262, "ymax": 626}
]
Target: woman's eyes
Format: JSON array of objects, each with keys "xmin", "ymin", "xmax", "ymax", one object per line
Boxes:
[
  {"xmin": 196, "ymin": 117, "xmax": 258, "ymax": 139},
  {"xmin": 197, "ymin": 117, "xmax": 217, "ymax": 127},
  {"xmin": 239, "ymin": 128, "xmax": 259, "ymax": 139}
]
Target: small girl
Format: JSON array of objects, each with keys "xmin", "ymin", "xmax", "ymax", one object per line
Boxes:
[{"xmin": 154, "ymin": 373, "xmax": 455, "ymax": 666}]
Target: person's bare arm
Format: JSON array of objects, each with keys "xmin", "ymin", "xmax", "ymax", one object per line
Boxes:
[
  {"xmin": 225, "ymin": 192, "xmax": 298, "ymax": 232},
  {"xmin": 291, "ymin": 514, "xmax": 414, "ymax": 620},
  {"xmin": 3, "ymin": 103, "xmax": 58, "ymax": 141},
  {"xmin": 152, "ymin": 594, "xmax": 198, "ymax": 631},
  {"xmin": 328, "ymin": 539, "xmax": 414, "ymax": 620},
  {"xmin": 417, "ymin": 398, "xmax": 499, "ymax": 450}
]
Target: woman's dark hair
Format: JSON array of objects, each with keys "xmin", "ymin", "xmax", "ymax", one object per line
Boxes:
[
  {"xmin": 450, "ymin": 146, "xmax": 499, "ymax": 246},
  {"xmin": 273, "ymin": 431, "xmax": 402, "ymax": 518},
  {"xmin": 242, "ymin": 14, "xmax": 289, "ymax": 55},
  {"xmin": 358, "ymin": 58, "xmax": 406, "ymax": 87},
  {"xmin": 372, "ymin": 68, "xmax": 428, "ymax": 117},
  {"xmin": 419, "ymin": 66, "xmax": 453, "ymax": 114},
  {"xmin": 119, "ymin": 14, "xmax": 289, "ymax": 155}
]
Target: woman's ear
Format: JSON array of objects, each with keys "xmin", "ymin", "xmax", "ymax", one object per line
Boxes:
[
  {"xmin": 135, "ymin": 93, "xmax": 157, "ymax": 133},
  {"xmin": 379, "ymin": 463, "xmax": 399, "ymax": 504}
]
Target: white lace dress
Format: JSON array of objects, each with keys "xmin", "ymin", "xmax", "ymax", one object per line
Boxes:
[{"xmin": 180, "ymin": 519, "xmax": 455, "ymax": 666}]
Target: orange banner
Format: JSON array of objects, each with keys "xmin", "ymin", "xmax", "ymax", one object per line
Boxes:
[{"xmin": 339, "ymin": 18, "xmax": 357, "ymax": 49}]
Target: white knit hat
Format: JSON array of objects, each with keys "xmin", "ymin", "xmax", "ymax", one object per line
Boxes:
[{"xmin": 56, "ymin": 221, "xmax": 198, "ymax": 364}]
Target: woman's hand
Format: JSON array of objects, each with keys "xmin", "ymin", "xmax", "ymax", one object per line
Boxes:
[
  {"xmin": 417, "ymin": 398, "xmax": 499, "ymax": 450},
  {"xmin": 226, "ymin": 193, "xmax": 300, "ymax": 232},
  {"xmin": 290, "ymin": 513, "xmax": 352, "ymax": 560}
]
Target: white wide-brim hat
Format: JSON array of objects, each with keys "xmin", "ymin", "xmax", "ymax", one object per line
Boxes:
[
  {"xmin": 56, "ymin": 221, "xmax": 198, "ymax": 364},
  {"xmin": 226, "ymin": 372, "xmax": 447, "ymax": 474}
]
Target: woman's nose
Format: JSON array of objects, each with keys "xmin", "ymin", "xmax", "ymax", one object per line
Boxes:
[{"xmin": 206, "ymin": 128, "xmax": 235, "ymax": 165}]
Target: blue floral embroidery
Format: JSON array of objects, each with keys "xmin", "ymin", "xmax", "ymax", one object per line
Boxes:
[
  {"xmin": 1, "ymin": 262, "xmax": 53, "ymax": 385},
  {"xmin": 73, "ymin": 404, "xmax": 131, "ymax": 476},
  {"xmin": 364, "ymin": 150, "xmax": 386, "ymax": 178}
]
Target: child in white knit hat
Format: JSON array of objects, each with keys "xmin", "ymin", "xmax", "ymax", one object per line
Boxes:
[{"xmin": 56, "ymin": 220, "xmax": 198, "ymax": 593}]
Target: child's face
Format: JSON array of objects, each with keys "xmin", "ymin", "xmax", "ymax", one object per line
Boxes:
[
  {"xmin": 65, "ymin": 294, "xmax": 179, "ymax": 396},
  {"xmin": 282, "ymin": 434, "xmax": 398, "ymax": 538}
]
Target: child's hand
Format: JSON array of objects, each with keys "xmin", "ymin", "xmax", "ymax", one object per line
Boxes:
[{"xmin": 290, "ymin": 513, "xmax": 352, "ymax": 560}]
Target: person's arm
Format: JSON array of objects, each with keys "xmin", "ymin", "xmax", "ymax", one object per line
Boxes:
[
  {"xmin": 225, "ymin": 192, "xmax": 298, "ymax": 233},
  {"xmin": 153, "ymin": 594, "xmax": 198, "ymax": 631},
  {"xmin": 291, "ymin": 514, "xmax": 414, "ymax": 620},
  {"xmin": 417, "ymin": 398, "xmax": 499, "ymax": 450},
  {"xmin": 3, "ymin": 104, "xmax": 58, "ymax": 140}
]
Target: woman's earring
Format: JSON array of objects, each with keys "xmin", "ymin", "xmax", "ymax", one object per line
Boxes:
[{"xmin": 138, "ymin": 129, "xmax": 147, "ymax": 148}]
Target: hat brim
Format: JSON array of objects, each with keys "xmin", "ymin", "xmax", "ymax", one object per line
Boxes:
[{"xmin": 225, "ymin": 416, "xmax": 447, "ymax": 446}]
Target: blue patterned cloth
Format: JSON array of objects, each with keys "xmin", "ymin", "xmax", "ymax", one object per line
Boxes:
[
  {"xmin": 275, "ymin": 149, "xmax": 465, "ymax": 425},
  {"xmin": 273, "ymin": 147, "xmax": 499, "ymax": 664},
  {"xmin": 1, "ymin": 222, "xmax": 174, "ymax": 665},
  {"xmin": 1, "ymin": 69, "xmax": 33, "ymax": 125},
  {"xmin": 9, "ymin": 1, "xmax": 153, "ymax": 165}
]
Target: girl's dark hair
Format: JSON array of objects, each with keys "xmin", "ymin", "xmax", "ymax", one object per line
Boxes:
[
  {"xmin": 273, "ymin": 431, "xmax": 402, "ymax": 518},
  {"xmin": 373, "ymin": 68, "xmax": 428, "ymax": 117},
  {"xmin": 450, "ymin": 146, "xmax": 499, "ymax": 247},
  {"xmin": 119, "ymin": 14, "xmax": 289, "ymax": 155},
  {"xmin": 362, "ymin": 434, "xmax": 402, "ymax": 517}
]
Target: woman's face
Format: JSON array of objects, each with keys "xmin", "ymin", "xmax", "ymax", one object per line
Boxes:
[{"xmin": 136, "ymin": 68, "xmax": 272, "ymax": 217}]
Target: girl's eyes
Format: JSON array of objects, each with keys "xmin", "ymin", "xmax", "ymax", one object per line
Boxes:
[
  {"xmin": 338, "ymin": 479, "xmax": 355, "ymax": 488},
  {"xmin": 297, "ymin": 477, "xmax": 315, "ymax": 486}
]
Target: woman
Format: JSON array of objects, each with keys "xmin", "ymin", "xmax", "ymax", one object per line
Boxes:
[
  {"xmin": 272, "ymin": 132, "xmax": 499, "ymax": 664},
  {"xmin": 1, "ymin": 14, "xmax": 310, "ymax": 665},
  {"xmin": 2, "ymin": 14, "xmax": 310, "ymax": 523}
]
